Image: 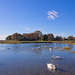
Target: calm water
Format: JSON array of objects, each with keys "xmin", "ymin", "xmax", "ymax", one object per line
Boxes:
[{"xmin": 0, "ymin": 43, "xmax": 75, "ymax": 75}]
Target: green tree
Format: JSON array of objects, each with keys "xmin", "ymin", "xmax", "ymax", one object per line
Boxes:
[
  {"xmin": 6, "ymin": 35, "xmax": 12, "ymax": 40},
  {"xmin": 41, "ymin": 35, "xmax": 48, "ymax": 41},
  {"xmin": 55, "ymin": 36, "xmax": 62, "ymax": 41},
  {"xmin": 67, "ymin": 36, "xmax": 73, "ymax": 40},
  {"xmin": 6, "ymin": 33, "xmax": 24, "ymax": 41},
  {"xmin": 34, "ymin": 31, "xmax": 42, "ymax": 37},
  {"xmin": 47, "ymin": 34, "xmax": 54, "ymax": 41},
  {"xmin": 73, "ymin": 37, "xmax": 75, "ymax": 40}
]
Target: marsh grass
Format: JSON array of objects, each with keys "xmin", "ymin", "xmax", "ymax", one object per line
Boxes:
[
  {"xmin": 0, "ymin": 40, "xmax": 75, "ymax": 45},
  {"xmin": 59, "ymin": 49, "xmax": 71, "ymax": 51},
  {"xmin": 62, "ymin": 47, "xmax": 71, "ymax": 50},
  {"xmin": 58, "ymin": 47, "xmax": 71, "ymax": 51},
  {"xmin": 0, "ymin": 40, "xmax": 52, "ymax": 44},
  {"xmin": 69, "ymin": 51, "xmax": 75, "ymax": 53},
  {"xmin": 0, "ymin": 40, "xmax": 20, "ymax": 44}
]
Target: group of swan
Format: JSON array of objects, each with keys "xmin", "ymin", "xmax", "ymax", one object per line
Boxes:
[
  {"xmin": 49, "ymin": 46, "xmax": 59, "ymax": 51},
  {"xmin": 47, "ymin": 47, "xmax": 63, "ymax": 70}
]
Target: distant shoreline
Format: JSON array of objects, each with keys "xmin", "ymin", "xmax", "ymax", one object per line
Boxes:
[{"xmin": 0, "ymin": 40, "xmax": 75, "ymax": 45}]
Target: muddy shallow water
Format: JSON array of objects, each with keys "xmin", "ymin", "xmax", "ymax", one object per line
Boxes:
[{"xmin": 0, "ymin": 43, "xmax": 75, "ymax": 75}]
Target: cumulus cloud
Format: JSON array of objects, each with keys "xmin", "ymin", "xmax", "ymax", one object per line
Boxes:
[{"xmin": 47, "ymin": 10, "xmax": 59, "ymax": 20}]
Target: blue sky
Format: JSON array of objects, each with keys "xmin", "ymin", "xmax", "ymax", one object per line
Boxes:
[{"xmin": 0, "ymin": 0, "xmax": 75, "ymax": 40}]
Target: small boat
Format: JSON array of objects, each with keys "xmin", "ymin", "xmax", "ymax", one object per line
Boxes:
[
  {"xmin": 52, "ymin": 55, "xmax": 63, "ymax": 60},
  {"xmin": 47, "ymin": 63, "xmax": 57, "ymax": 70}
]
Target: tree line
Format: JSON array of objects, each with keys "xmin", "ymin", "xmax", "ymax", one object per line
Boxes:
[{"xmin": 6, "ymin": 31, "xmax": 75, "ymax": 41}]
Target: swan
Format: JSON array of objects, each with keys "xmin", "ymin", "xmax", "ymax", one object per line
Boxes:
[
  {"xmin": 47, "ymin": 63, "xmax": 57, "ymax": 70},
  {"xmin": 36, "ymin": 47, "xmax": 40, "ymax": 50},
  {"xmin": 52, "ymin": 55, "xmax": 63, "ymax": 60},
  {"xmin": 53, "ymin": 46, "xmax": 59, "ymax": 49},
  {"xmin": 49, "ymin": 48, "xmax": 52, "ymax": 51},
  {"xmin": 32, "ymin": 47, "xmax": 40, "ymax": 50}
]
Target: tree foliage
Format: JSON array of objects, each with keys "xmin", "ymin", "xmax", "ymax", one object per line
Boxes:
[
  {"xmin": 67, "ymin": 36, "xmax": 73, "ymax": 40},
  {"xmin": 41, "ymin": 35, "xmax": 48, "ymax": 41},
  {"xmin": 47, "ymin": 34, "xmax": 54, "ymax": 41},
  {"xmin": 55, "ymin": 36, "xmax": 62, "ymax": 41},
  {"xmin": 6, "ymin": 31, "xmax": 75, "ymax": 41}
]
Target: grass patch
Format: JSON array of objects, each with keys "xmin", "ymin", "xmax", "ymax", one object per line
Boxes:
[
  {"xmin": 0, "ymin": 40, "xmax": 52, "ymax": 44},
  {"xmin": 69, "ymin": 51, "xmax": 75, "ymax": 53},
  {"xmin": 51, "ymin": 41, "xmax": 75, "ymax": 45},
  {"xmin": 0, "ymin": 40, "xmax": 20, "ymax": 44},
  {"xmin": 59, "ymin": 49, "xmax": 70, "ymax": 51},
  {"xmin": 62, "ymin": 47, "xmax": 71, "ymax": 50},
  {"xmin": 59, "ymin": 47, "xmax": 71, "ymax": 51},
  {"xmin": 0, "ymin": 40, "xmax": 75, "ymax": 45}
]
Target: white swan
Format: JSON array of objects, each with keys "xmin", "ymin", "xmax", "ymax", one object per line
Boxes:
[
  {"xmin": 32, "ymin": 47, "xmax": 40, "ymax": 50},
  {"xmin": 49, "ymin": 48, "xmax": 52, "ymax": 51},
  {"xmin": 44, "ymin": 45, "xmax": 46, "ymax": 47},
  {"xmin": 47, "ymin": 63, "xmax": 56, "ymax": 70},
  {"xmin": 36, "ymin": 47, "xmax": 40, "ymax": 50},
  {"xmin": 53, "ymin": 46, "xmax": 59, "ymax": 49},
  {"xmin": 52, "ymin": 55, "xmax": 63, "ymax": 60}
]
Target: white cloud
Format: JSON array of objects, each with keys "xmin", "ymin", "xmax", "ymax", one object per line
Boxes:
[
  {"xmin": 19, "ymin": 24, "xmax": 31, "ymax": 31},
  {"xmin": 24, "ymin": 26, "xmax": 31, "ymax": 31},
  {"xmin": 0, "ymin": 35, "xmax": 8, "ymax": 40},
  {"xmin": 47, "ymin": 10, "xmax": 59, "ymax": 20}
]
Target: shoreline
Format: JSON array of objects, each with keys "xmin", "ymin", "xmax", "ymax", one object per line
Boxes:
[{"xmin": 0, "ymin": 40, "xmax": 75, "ymax": 45}]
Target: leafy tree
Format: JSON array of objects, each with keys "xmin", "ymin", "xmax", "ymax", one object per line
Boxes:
[
  {"xmin": 41, "ymin": 35, "xmax": 48, "ymax": 41},
  {"xmin": 47, "ymin": 34, "xmax": 54, "ymax": 41},
  {"xmin": 22, "ymin": 31, "xmax": 42, "ymax": 41},
  {"xmin": 6, "ymin": 33, "xmax": 24, "ymax": 41},
  {"xmin": 55, "ymin": 36, "xmax": 62, "ymax": 41},
  {"xmin": 67, "ymin": 36, "xmax": 73, "ymax": 40},
  {"xmin": 6, "ymin": 35, "xmax": 12, "ymax": 40},
  {"xmin": 11, "ymin": 33, "xmax": 23, "ymax": 41},
  {"xmin": 34, "ymin": 31, "xmax": 42, "ymax": 37},
  {"xmin": 73, "ymin": 37, "xmax": 75, "ymax": 40}
]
